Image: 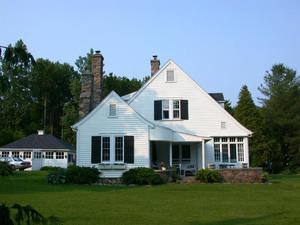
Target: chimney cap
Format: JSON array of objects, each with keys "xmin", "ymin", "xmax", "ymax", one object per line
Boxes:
[
  {"xmin": 153, "ymin": 55, "xmax": 158, "ymax": 60},
  {"xmin": 95, "ymin": 50, "xmax": 101, "ymax": 54}
]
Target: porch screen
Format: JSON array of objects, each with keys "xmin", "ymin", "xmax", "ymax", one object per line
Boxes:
[{"xmin": 230, "ymin": 144, "xmax": 237, "ymax": 163}]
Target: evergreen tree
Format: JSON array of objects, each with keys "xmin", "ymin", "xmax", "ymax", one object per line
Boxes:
[
  {"xmin": 259, "ymin": 64, "xmax": 300, "ymax": 171},
  {"xmin": 224, "ymin": 100, "xmax": 234, "ymax": 115}
]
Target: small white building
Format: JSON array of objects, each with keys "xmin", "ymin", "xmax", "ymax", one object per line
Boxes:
[
  {"xmin": 0, "ymin": 130, "xmax": 75, "ymax": 170},
  {"xmin": 73, "ymin": 53, "xmax": 252, "ymax": 178}
]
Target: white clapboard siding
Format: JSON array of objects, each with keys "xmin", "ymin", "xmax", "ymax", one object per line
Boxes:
[
  {"xmin": 75, "ymin": 92, "xmax": 150, "ymax": 178},
  {"xmin": 129, "ymin": 60, "xmax": 251, "ymax": 137}
]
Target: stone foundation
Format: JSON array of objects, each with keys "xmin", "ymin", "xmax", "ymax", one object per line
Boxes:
[
  {"xmin": 218, "ymin": 168, "xmax": 264, "ymax": 183},
  {"xmin": 98, "ymin": 178, "xmax": 122, "ymax": 185}
]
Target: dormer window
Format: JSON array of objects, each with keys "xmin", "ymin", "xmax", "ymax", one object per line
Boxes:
[
  {"xmin": 166, "ymin": 70, "xmax": 175, "ymax": 82},
  {"xmin": 109, "ymin": 104, "xmax": 117, "ymax": 117}
]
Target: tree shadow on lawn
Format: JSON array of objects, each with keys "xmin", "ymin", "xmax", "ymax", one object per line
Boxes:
[{"xmin": 188, "ymin": 212, "xmax": 284, "ymax": 225}]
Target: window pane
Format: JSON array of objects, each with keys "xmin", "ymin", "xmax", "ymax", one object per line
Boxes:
[
  {"xmin": 214, "ymin": 137, "xmax": 220, "ymax": 143},
  {"xmin": 115, "ymin": 137, "xmax": 123, "ymax": 162},
  {"xmin": 173, "ymin": 110, "xmax": 180, "ymax": 119},
  {"xmin": 221, "ymin": 137, "xmax": 228, "ymax": 142},
  {"xmin": 181, "ymin": 145, "xmax": 190, "ymax": 163},
  {"xmin": 12, "ymin": 152, "xmax": 19, "ymax": 157},
  {"xmin": 167, "ymin": 70, "xmax": 175, "ymax": 82},
  {"xmin": 222, "ymin": 144, "xmax": 228, "ymax": 162},
  {"xmin": 45, "ymin": 152, "xmax": 53, "ymax": 159},
  {"xmin": 238, "ymin": 144, "xmax": 244, "ymax": 161},
  {"xmin": 24, "ymin": 152, "xmax": 31, "ymax": 159},
  {"xmin": 109, "ymin": 104, "xmax": 116, "ymax": 116},
  {"xmin": 162, "ymin": 100, "xmax": 169, "ymax": 109},
  {"xmin": 230, "ymin": 144, "xmax": 237, "ymax": 163},
  {"xmin": 237, "ymin": 137, "xmax": 243, "ymax": 142},
  {"xmin": 163, "ymin": 110, "xmax": 169, "ymax": 119},
  {"xmin": 172, "ymin": 144, "xmax": 179, "ymax": 164},
  {"xmin": 230, "ymin": 137, "xmax": 236, "ymax": 142},
  {"xmin": 102, "ymin": 137, "xmax": 110, "ymax": 161},
  {"xmin": 173, "ymin": 100, "xmax": 180, "ymax": 109},
  {"xmin": 214, "ymin": 144, "xmax": 220, "ymax": 162}
]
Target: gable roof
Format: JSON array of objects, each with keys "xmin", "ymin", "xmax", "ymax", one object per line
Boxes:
[
  {"xmin": 72, "ymin": 91, "xmax": 154, "ymax": 129},
  {"xmin": 128, "ymin": 60, "xmax": 252, "ymax": 135},
  {"xmin": 0, "ymin": 134, "xmax": 73, "ymax": 150},
  {"xmin": 209, "ymin": 93, "xmax": 225, "ymax": 102}
]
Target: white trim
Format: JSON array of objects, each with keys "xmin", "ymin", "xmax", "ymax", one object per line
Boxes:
[
  {"xmin": 202, "ymin": 141, "xmax": 205, "ymax": 169},
  {"xmin": 72, "ymin": 91, "xmax": 154, "ymax": 129}
]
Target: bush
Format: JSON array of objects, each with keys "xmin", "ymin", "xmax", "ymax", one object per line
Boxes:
[
  {"xmin": 0, "ymin": 161, "xmax": 14, "ymax": 176},
  {"xmin": 195, "ymin": 169, "xmax": 222, "ymax": 183},
  {"xmin": 47, "ymin": 166, "xmax": 101, "ymax": 184},
  {"xmin": 121, "ymin": 167, "xmax": 164, "ymax": 185},
  {"xmin": 47, "ymin": 168, "xmax": 66, "ymax": 184},
  {"xmin": 261, "ymin": 172, "xmax": 269, "ymax": 183},
  {"xmin": 65, "ymin": 165, "xmax": 100, "ymax": 184},
  {"xmin": 41, "ymin": 166, "xmax": 63, "ymax": 171}
]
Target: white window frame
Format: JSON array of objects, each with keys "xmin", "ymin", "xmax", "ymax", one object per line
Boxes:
[
  {"xmin": 108, "ymin": 103, "xmax": 117, "ymax": 117},
  {"xmin": 12, "ymin": 151, "xmax": 19, "ymax": 157},
  {"xmin": 213, "ymin": 137, "xmax": 245, "ymax": 163},
  {"xmin": 1, "ymin": 151, "xmax": 9, "ymax": 157},
  {"xmin": 56, "ymin": 152, "xmax": 64, "ymax": 159},
  {"xmin": 166, "ymin": 70, "xmax": 176, "ymax": 82},
  {"xmin": 161, "ymin": 99, "xmax": 182, "ymax": 120},
  {"xmin": 23, "ymin": 152, "xmax": 32, "ymax": 159},
  {"xmin": 114, "ymin": 136, "xmax": 124, "ymax": 163},
  {"xmin": 102, "ymin": 136, "xmax": 111, "ymax": 163},
  {"xmin": 45, "ymin": 152, "xmax": 54, "ymax": 159}
]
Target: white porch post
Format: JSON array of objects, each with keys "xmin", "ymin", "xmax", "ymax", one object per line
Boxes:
[
  {"xmin": 202, "ymin": 141, "xmax": 205, "ymax": 169},
  {"xmin": 169, "ymin": 142, "xmax": 172, "ymax": 167}
]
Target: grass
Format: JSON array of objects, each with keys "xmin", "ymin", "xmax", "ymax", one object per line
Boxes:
[{"xmin": 1, "ymin": 172, "xmax": 300, "ymax": 225}]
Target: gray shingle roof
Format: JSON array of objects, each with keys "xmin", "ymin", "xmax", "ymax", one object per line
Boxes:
[
  {"xmin": 0, "ymin": 134, "xmax": 73, "ymax": 150},
  {"xmin": 209, "ymin": 93, "xmax": 225, "ymax": 102}
]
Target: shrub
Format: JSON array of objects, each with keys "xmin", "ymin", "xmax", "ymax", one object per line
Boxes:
[
  {"xmin": 47, "ymin": 166, "xmax": 101, "ymax": 184},
  {"xmin": 0, "ymin": 161, "xmax": 14, "ymax": 176},
  {"xmin": 41, "ymin": 166, "xmax": 63, "ymax": 171},
  {"xmin": 261, "ymin": 172, "xmax": 269, "ymax": 183},
  {"xmin": 195, "ymin": 169, "xmax": 222, "ymax": 183},
  {"xmin": 121, "ymin": 167, "xmax": 163, "ymax": 185},
  {"xmin": 47, "ymin": 168, "xmax": 66, "ymax": 184},
  {"xmin": 65, "ymin": 165, "xmax": 101, "ymax": 184}
]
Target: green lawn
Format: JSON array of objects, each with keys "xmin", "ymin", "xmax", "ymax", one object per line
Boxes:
[{"xmin": 1, "ymin": 172, "xmax": 300, "ymax": 225}]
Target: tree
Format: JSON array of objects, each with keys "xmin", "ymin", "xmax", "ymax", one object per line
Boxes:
[
  {"xmin": 224, "ymin": 100, "xmax": 234, "ymax": 115},
  {"xmin": 75, "ymin": 49, "xmax": 93, "ymax": 74},
  {"xmin": 259, "ymin": 64, "xmax": 300, "ymax": 171},
  {"xmin": 0, "ymin": 40, "xmax": 35, "ymax": 144}
]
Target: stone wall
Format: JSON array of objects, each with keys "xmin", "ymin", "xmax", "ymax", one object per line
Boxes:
[{"xmin": 218, "ymin": 168, "xmax": 264, "ymax": 183}]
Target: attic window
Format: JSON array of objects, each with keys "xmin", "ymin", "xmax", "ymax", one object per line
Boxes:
[
  {"xmin": 166, "ymin": 70, "xmax": 175, "ymax": 82},
  {"xmin": 109, "ymin": 104, "xmax": 117, "ymax": 117},
  {"xmin": 221, "ymin": 121, "xmax": 226, "ymax": 129}
]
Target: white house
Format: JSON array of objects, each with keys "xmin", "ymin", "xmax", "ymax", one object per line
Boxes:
[
  {"xmin": 0, "ymin": 130, "xmax": 75, "ymax": 170},
  {"xmin": 72, "ymin": 52, "xmax": 252, "ymax": 178}
]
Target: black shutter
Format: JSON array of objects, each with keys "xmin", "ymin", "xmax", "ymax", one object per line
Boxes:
[
  {"xmin": 154, "ymin": 100, "xmax": 162, "ymax": 120},
  {"xmin": 91, "ymin": 136, "xmax": 101, "ymax": 163},
  {"xmin": 181, "ymin": 100, "xmax": 189, "ymax": 120},
  {"xmin": 124, "ymin": 136, "xmax": 134, "ymax": 163}
]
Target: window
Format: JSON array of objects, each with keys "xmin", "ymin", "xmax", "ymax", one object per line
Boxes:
[
  {"xmin": 214, "ymin": 144, "xmax": 221, "ymax": 162},
  {"xmin": 34, "ymin": 152, "xmax": 42, "ymax": 159},
  {"xmin": 181, "ymin": 145, "xmax": 191, "ymax": 163},
  {"xmin": 222, "ymin": 144, "xmax": 229, "ymax": 162},
  {"xmin": 23, "ymin": 152, "xmax": 31, "ymax": 159},
  {"xmin": 45, "ymin": 152, "xmax": 53, "ymax": 159},
  {"xmin": 221, "ymin": 121, "xmax": 226, "ymax": 129},
  {"xmin": 237, "ymin": 137, "xmax": 243, "ymax": 142},
  {"xmin": 173, "ymin": 100, "xmax": 180, "ymax": 119},
  {"xmin": 213, "ymin": 137, "xmax": 245, "ymax": 163},
  {"xmin": 230, "ymin": 144, "xmax": 237, "ymax": 163},
  {"xmin": 102, "ymin": 137, "xmax": 110, "ymax": 162},
  {"xmin": 162, "ymin": 100, "xmax": 169, "ymax": 119},
  {"xmin": 238, "ymin": 144, "xmax": 244, "ymax": 161},
  {"xmin": 172, "ymin": 144, "xmax": 180, "ymax": 164},
  {"xmin": 115, "ymin": 137, "xmax": 123, "ymax": 162},
  {"xmin": 166, "ymin": 70, "xmax": 175, "ymax": 82},
  {"xmin": 56, "ymin": 152, "xmax": 64, "ymax": 159},
  {"xmin": 1, "ymin": 151, "xmax": 9, "ymax": 157},
  {"xmin": 109, "ymin": 104, "xmax": 117, "ymax": 117},
  {"xmin": 12, "ymin": 152, "xmax": 19, "ymax": 157}
]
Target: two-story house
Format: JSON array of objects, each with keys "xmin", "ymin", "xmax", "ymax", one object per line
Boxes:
[{"xmin": 72, "ymin": 51, "xmax": 252, "ymax": 178}]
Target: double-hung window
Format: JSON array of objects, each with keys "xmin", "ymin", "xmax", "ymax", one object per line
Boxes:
[
  {"xmin": 102, "ymin": 137, "xmax": 110, "ymax": 162},
  {"xmin": 162, "ymin": 100, "xmax": 170, "ymax": 119},
  {"xmin": 173, "ymin": 100, "xmax": 180, "ymax": 119},
  {"xmin": 115, "ymin": 137, "xmax": 124, "ymax": 162}
]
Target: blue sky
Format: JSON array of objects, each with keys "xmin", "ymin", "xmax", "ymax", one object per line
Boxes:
[{"xmin": 2, "ymin": 0, "xmax": 300, "ymax": 105}]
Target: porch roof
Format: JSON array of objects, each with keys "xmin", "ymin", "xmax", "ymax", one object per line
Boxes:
[{"xmin": 149, "ymin": 125, "xmax": 209, "ymax": 142}]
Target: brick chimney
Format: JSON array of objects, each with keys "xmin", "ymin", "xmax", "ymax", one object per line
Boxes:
[
  {"xmin": 78, "ymin": 50, "xmax": 104, "ymax": 118},
  {"xmin": 92, "ymin": 50, "xmax": 104, "ymax": 108},
  {"xmin": 150, "ymin": 55, "xmax": 160, "ymax": 76}
]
